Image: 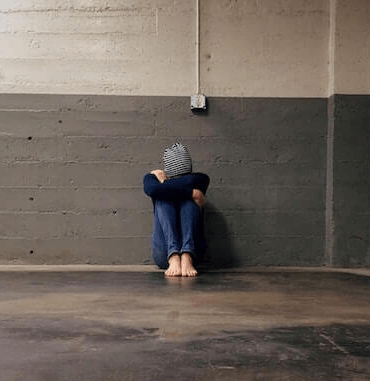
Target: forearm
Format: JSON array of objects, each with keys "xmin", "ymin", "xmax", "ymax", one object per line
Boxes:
[
  {"xmin": 143, "ymin": 174, "xmax": 193, "ymax": 200},
  {"xmin": 143, "ymin": 172, "xmax": 210, "ymax": 203}
]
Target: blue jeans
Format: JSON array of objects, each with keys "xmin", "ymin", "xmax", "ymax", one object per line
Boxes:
[{"xmin": 151, "ymin": 199, "xmax": 206, "ymax": 268}]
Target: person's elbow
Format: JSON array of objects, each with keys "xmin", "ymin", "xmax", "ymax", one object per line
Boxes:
[
  {"xmin": 204, "ymin": 175, "xmax": 210, "ymax": 189},
  {"xmin": 143, "ymin": 184, "xmax": 153, "ymax": 197},
  {"xmin": 199, "ymin": 174, "xmax": 210, "ymax": 193},
  {"xmin": 143, "ymin": 174, "xmax": 156, "ymax": 197}
]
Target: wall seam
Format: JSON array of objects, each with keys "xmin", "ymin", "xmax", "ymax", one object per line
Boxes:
[{"xmin": 325, "ymin": 0, "xmax": 336, "ymax": 266}]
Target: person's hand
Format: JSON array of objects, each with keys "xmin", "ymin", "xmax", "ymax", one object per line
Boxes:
[
  {"xmin": 192, "ymin": 189, "xmax": 206, "ymax": 208},
  {"xmin": 151, "ymin": 169, "xmax": 167, "ymax": 183}
]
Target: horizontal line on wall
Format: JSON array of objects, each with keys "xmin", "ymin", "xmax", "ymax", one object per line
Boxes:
[
  {"xmin": 0, "ymin": 210, "xmax": 322, "ymax": 215},
  {"xmin": 211, "ymin": 185, "xmax": 324, "ymax": 190},
  {"xmin": 208, "ymin": 234, "xmax": 324, "ymax": 239},
  {"xmin": 0, "ymin": 162, "xmax": 320, "ymax": 168},
  {"xmin": 0, "ymin": 108, "xmax": 61, "ymax": 112},
  {"xmin": 0, "ymin": 135, "xmax": 322, "ymax": 142},
  {"xmin": 0, "ymin": 234, "xmax": 323, "ymax": 240},
  {"xmin": 0, "ymin": 94, "xmax": 331, "ymax": 100},
  {"xmin": 0, "ymin": 209, "xmax": 322, "ymax": 215},
  {"xmin": 0, "ymin": 7, "xmax": 326, "ymax": 15},
  {"xmin": 0, "ymin": 210, "xmax": 152, "ymax": 215},
  {"xmin": 90, "ymin": 236, "xmax": 150, "ymax": 239},
  {"xmin": 333, "ymin": 159, "xmax": 369, "ymax": 164},
  {"xmin": 0, "ymin": 137, "xmax": 327, "ymax": 143},
  {"xmin": 0, "ymin": 31, "xmax": 157, "ymax": 37},
  {"xmin": 92, "ymin": 235, "xmax": 150, "ymax": 239},
  {"xmin": 0, "ymin": 135, "xmax": 160, "ymax": 139},
  {"xmin": 0, "ymin": 186, "xmax": 143, "ymax": 189},
  {"xmin": 0, "ymin": 185, "xmax": 323, "ymax": 190},
  {"xmin": 0, "ymin": 93, "xmax": 331, "ymax": 100},
  {"xmin": 206, "ymin": 209, "xmax": 325, "ymax": 213},
  {"xmin": 0, "ymin": 7, "xmax": 156, "ymax": 13},
  {"xmin": 54, "ymin": 135, "xmax": 314, "ymax": 141},
  {"xmin": 206, "ymin": 209, "xmax": 325, "ymax": 215},
  {"xmin": 2, "ymin": 130, "xmax": 323, "ymax": 137},
  {"xmin": 0, "ymin": 160, "xmax": 322, "ymax": 165},
  {"xmin": 0, "ymin": 160, "xmax": 153, "ymax": 163},
  {"xmin": 0, "ymin": 58, "xmax": 175, "ymax": 64},
  {"xmin": 0, "ymin": 235, "xmax": 151, "ymax": 240},
  {"xmin": 0, "ymin": 161, "xmax": 152, "ymax": 165},
  {"xmin": 95, "ymin": 235, "xmax": 325, "ymax": 239}
]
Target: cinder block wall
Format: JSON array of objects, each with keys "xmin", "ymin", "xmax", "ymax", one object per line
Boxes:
[{"xmin": 0, "ymin": 0, "xmax": 368, "ymax": 267}]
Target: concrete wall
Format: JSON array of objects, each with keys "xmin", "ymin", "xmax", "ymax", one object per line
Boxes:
[
  {"xmin": 332, "ymin": 0, "xmax": 370, "ymax": 95},
  {"xmin": 0, "ymin": 0, "xmax": 368, "ymax": 267},
  {"xmin": 0, "ymin": 0, "xmax": 329, "ymax": 97},
  {"xmin": 329, "ymin": 95, "xmax": 370, "ymax": 267},
  {"xmin": 0, "ymin": 94, "xmax": 327, "ymax": 266},
  {"xmin": 325, "ymin": 0, "xmax": 370, "ymax": 267}
]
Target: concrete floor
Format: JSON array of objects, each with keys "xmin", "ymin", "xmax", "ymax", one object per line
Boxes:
[{"xmin": 1, "ymin": 267, "xmax": 370, "ymax": 381}]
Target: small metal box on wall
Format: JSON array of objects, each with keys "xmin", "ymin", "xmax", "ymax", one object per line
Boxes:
[{"xmin": 191, "ymin": 94, "xmax": 206, "ymax": 110}]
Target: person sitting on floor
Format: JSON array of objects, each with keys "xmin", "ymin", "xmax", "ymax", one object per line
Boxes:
[{"xmin": 143, "ymin": 143, "xmax": 210, "ymax": 277}]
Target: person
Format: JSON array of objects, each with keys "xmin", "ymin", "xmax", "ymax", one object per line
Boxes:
[{"xmin": 143, "ymin": 143, "xmax": 210, "ymax": 277}]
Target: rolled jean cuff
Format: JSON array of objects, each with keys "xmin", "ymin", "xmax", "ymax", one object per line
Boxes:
[
  {"xmin": 167, "ymin": 251, "xmax": 180, "ymax": 260},
  {"xmin": 181, "ymin": 250, "xmax": 196, "ymax": 259}
]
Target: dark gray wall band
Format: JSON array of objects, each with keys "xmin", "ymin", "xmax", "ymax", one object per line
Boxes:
[
  {"xmin": 330, "ymin": 95, "xmax": 370, "ymax": 267},
  {"xmin": 1, "ymin": 94, "xmax": 364, "ymax": 267}
]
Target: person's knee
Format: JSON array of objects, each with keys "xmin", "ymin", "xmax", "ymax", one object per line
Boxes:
[
  {"xmin": 154, "ymin": 199, "xmax": 178, "ymax": 218},
  {"xmin": 155, "ymin": 199, "xmax": 176, "ymax": 209}
]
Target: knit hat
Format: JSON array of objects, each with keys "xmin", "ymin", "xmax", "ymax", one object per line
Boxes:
[{"xmin": 163, "ymin": 143, "xmax": 192, "ymax": 178}]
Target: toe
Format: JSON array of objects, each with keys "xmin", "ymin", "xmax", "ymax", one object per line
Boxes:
[
  {"xmin": 182, "ymin": 267, "xmax": 198, "ymax": 277},
  {"xmin": 165, "ymin": 267, "xmax": 181, "ymax": 277}
]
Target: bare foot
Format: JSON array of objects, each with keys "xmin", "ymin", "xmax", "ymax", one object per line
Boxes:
[
  {"xmin": 165, "ymin": 254, "xmax": 182, "ymax": 277},
  {"xmin": 181, "ymin": 253, "xmax": 198, "ymax": 277}
]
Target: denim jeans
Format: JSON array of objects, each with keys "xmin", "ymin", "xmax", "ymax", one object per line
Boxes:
[{"xmin": 151, "ymin": 199, "xmax": 206, "ymax": 268}]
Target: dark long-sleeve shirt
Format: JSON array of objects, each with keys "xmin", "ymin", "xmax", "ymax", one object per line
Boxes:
[{"xmin": 143, "ymin": 172, "xmax": 210, "ymax": 202}]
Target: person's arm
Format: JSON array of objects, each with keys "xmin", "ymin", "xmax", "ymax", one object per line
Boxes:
[
  {"xmin": 190, "ymin": 173, "xmax": 210, "ymax": 208},
  {"xmin": 143, "ymin": 173, "xmax": 193, "ymax": 201},
  {"xmin": 191, "ymin": 173, "xmax": 210, "ymax": 195}
]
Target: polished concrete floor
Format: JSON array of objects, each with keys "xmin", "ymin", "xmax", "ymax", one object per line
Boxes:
[{"xmin": 1, "ymin": 267, "xmax": 370, "ymax": 380}]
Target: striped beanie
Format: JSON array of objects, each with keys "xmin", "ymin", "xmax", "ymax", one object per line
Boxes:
[{"xmin": 163, "ymin": 143, "xmax": 192, "ymax": 178}]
